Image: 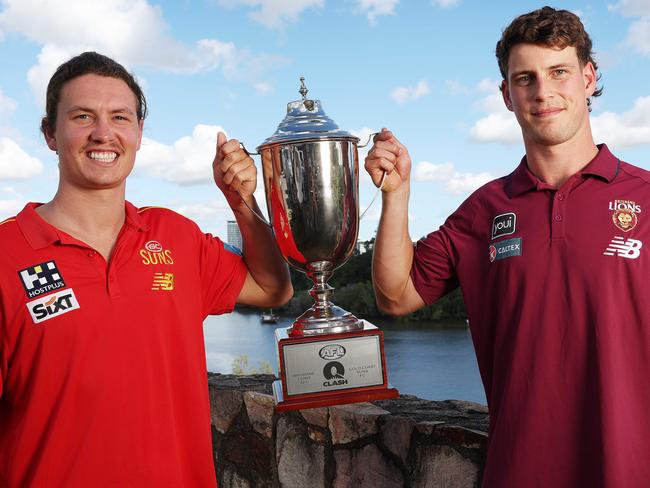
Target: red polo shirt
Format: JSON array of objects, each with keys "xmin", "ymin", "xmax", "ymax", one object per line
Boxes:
[
  {"xmin": 0, "ymin": 202, "xmax": 247, "ymax": 487},
  {"xmin": 412, "ymin": 145, "xmax": 650, "ymax": 488}
]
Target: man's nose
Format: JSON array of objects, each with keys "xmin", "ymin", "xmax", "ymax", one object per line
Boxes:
[
  {"xmin": 90, "ymin": 116, "xmax": 115, "ymax": 142},
  {"xmin": 532, "ymin": 76, "xmax": 553, "ymax": 101}
]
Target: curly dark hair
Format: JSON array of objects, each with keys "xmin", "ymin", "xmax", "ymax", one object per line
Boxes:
[
  {"xmin": 41, "ymin": 51, "xmax": 147, "ymax": 134},
  {"xmin": 496, "ymin": 6, "xmax": 603, "ymax": 102}
]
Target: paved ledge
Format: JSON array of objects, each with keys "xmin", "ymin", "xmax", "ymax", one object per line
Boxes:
[{"xmin": 208, "ymin": 373, "xmax": 488, "ymax": 488}]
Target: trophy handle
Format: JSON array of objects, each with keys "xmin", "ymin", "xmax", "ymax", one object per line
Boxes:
[{"xmin": 234, "ymin": 142, "xmax": 272, "ymax": 228}]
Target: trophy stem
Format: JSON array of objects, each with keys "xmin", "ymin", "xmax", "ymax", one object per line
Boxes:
[
  {"xmin": 288, "ymin": 261, "xmax": 362, "ymax": 336},
  {"xmin": 307, "ymin": 262, "xmax": 335, "ymax": 314}
]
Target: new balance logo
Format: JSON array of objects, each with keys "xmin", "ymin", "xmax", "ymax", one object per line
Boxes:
[{"xmin": 603, "ymin": 237, "xmax": 643, "ymax": 259}]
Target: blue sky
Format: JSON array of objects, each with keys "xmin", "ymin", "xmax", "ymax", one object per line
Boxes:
[{"xmin": 1, "ymin": 0, "xmax": 649, "ymax": 242}]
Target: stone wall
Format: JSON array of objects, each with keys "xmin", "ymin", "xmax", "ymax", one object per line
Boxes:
[{"xmin": 208, "ymin": 374, "xmax": 489, "ymax": 488}]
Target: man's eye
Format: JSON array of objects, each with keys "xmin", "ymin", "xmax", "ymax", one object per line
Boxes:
[
  {"xmin": 114, "ymin": 115, "xmax": 130, "ymax": 122},
  {"xmin": 554, "ymin": 69, "xmax": 567, "ymax": 77},
  {"xmin": 75, "ymin": 114, "xmax": 90, "ymax": 120},
  {"xmin": 515, "ymin": 75, "xmax": 530, "ymax": 85}
]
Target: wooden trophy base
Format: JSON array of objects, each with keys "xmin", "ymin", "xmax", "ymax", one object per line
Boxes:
[{"xmin": 273, "ymin": 320, "xmax": 399, "ymax": 412}]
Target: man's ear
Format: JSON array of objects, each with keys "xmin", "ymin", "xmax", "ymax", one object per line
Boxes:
[
  {"xmin": 500, "ymin": 80, "xmax": 514, "ymax": 112},
  {"xmin": 583, "ymin": 61, "xmax": 597, "ymax": 97},
  {"xmin": 41, "ymin": 118, "xmax": 57, "ymax": 152}
]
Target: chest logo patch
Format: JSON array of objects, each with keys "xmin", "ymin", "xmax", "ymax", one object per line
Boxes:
[
  {"xmin": 152, "ymin": 272, "xmax": 175, "ymax": 291},
  {"xmin": 19, "ymin": 261, "xmax": 66, "ymax": 299},
  {"xmin": 27, "ymin": 289, "xmax": 80, "ymax": 324},
  {"xmin": 489, "ymin": 237, "xmax": 522, "ymax": 262},
  {"xmin": 492, "ymin": 213, "xmax": 516, "ymax": 240},
  {"xmin": 603, "ymin": 237, "xmax": 643, "ymax": 259},
  {"xmin": 609, "ymin": 200, "xmax": 640, "ymax": 232},
  {"xmin": 140, "ymin": 240, "xmax": 174, "ymax": 265}
]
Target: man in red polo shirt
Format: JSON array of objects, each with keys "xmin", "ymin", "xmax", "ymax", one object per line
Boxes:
[
  {"xmin": 0, "ymin": 52, "xmax": 292, "ymax": 486},
  {"xmin": 365, "ymin": 7, "xmax": 650, "ymax": 488}
]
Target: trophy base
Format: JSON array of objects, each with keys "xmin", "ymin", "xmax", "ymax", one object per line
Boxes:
[{"xmin": 273, "ymin": 320, "xmax": 399, "ymax": 412}]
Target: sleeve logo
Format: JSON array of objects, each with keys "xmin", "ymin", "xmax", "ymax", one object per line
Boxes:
[
  {"xmin": 27, "ymin": 289, "xmax": 80, "ymax": 324},
  {"xmin": 18, "ymin": 261, "xmax": 66, "ymax": 298}
]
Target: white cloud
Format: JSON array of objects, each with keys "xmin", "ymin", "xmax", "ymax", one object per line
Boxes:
[
  {"xmin": 608, "ymin": 0, "xmax": 650, "ymax": 17},
  {"xmin": 254, "ymin": 81, "xmax": 273, "ymax": 95},
  {"xmin": 445, "ymin": 80, "xmax": 470, "ymax": 96},
  {"xmin": 0, "ymin": 89, "xmax": 16, "ymax": 115},
  {"xmin": 446, "ymin": 172, "xmax": 493, "ymax": 194},
  {"xmin": 136, "ymin": 124, "xmax": 222, "ymax": 185},
  {"xmin": 432, "ymin": 0, "xmax": 460, "ymax": 8},
  {"xmin": 477, "ymin": 78, "xmax": 501, "ymax": 92},
  {"xmin": 136, "ymin": 124, "xmax": 269, "ymax": 216},
  {"xmin": 0, "ymin": 186, "xmax": 25, "ymax": 219},
  {"xmin": 0, "ymin": 137, "xmax": 44, "ymax": 180},
  {"xmin": 217, "ymin": 0, "xmax": 324, "ymax": 29},
  {"xmin": 592, "ymin": 96, "xmax": 650, "ymax": 147},
  {"xmin": 413, "ymin": 160, "xmax": 493, "ymax": 194},
  {"xmin": 0, "ymin": 0, "xmax": 281, "ymax": 105},
  {"xmin": 391, "ymin": 80, "xmax": 430, "ymax": 104},
  {"xmin": 469, "ymin": 84, "xmax": 520, "ymax": 145},
  {"xmin": 413, "ymin": 161, "xmax": 455, "ymax": 182},
  {"xmin": 354, "ymin": 0, "xmax": 399, "ymax": 24},
  {"xmin": 626, "ymin": 17, "xmax": 650, "ymax": 57}
]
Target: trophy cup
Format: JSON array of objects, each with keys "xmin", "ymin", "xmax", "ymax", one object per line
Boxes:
[{"xmin": 252, "ymin": 78, "xmax": 399, "ymax": 411}]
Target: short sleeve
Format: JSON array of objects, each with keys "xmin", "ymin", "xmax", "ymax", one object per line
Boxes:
[
  {"xmin": 410, "ymin": 196, "xmax": 479, "ymax": 305},
  {"xmin": 198, "ymin": 232, "xmax": 248, "ymax": 317}
]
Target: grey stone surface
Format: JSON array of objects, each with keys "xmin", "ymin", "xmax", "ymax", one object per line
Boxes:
[
  {"xmin": 211, "ymin": 388, "xmax": 243, "ymax": 434},
  {"xmin": 333, "ymin": 444, "xmax": 404, "ymax": 488},
  {"xmin": 222, "ymin": 467, "xmax": 252, "ymax": 488},
  {"xmin": 276, "ymin": 415, "xmax": 325, "ymax": 488},
  {"xmin": 300, "ymin": 407, "xmax": 329, "ymax": 428},
  {"xmin": 244, "ymin": 391, "xmax": 275, "ymax": 439},
  {"xmin": 380, "ymin": 415, "xmax": 415, "ymax": 465},
  {"xmin": 329, "ymin": 402, "xmax": 389, "ymax": 444},
  {"xmin": 411, "ymin": 445, "xmax": 479, "ymax": 488}
]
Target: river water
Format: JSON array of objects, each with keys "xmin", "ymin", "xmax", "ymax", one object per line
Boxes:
[{"xmin": 203, "ymin": 310, "xmax": 486, "ymax": 404}]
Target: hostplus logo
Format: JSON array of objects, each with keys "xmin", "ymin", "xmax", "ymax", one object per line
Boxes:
[{"xmin": 18, "ymin": 261, "xmax": 66, "ymax": 298}]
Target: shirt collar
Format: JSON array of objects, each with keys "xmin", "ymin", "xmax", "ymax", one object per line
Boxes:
[
  {"xmin": 506, "ymin": 144, "xmax": 619, "ymax": 198},
  {"xmin": 16, "ymin": 200, "xmax": 150, "ymax": 250}
]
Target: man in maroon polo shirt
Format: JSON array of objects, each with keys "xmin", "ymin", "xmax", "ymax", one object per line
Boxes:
[
  {"xmin": 365, "ymin": 7, "xmax": 650, "ymax": 488},
  {"xmin": 0, "ymin": 52, "xmax": 292, "ymax": 486}
]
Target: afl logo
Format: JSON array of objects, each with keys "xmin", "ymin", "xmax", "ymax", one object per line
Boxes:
[
  {"xmin": 319, "ymin": 344, "xmax": 346, "ymax": 360},
  {"xmin": 145, "ymin": 241, "xmax": 163, "ymax": 252}
]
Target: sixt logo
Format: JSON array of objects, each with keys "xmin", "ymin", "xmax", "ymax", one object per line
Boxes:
[
  {"xmin": 319, "ymin": 344, "xmax": 346, "ymax": 360},
  {"xmin": 492, "ymin": 213, "xmax": 516, "ymax": 240},
  {"xmin": 27, "ymin": 289, "xmax": 80, "ymax": 324}
]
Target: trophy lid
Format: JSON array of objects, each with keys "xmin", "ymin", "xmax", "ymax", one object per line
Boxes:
[{"xmin": 257, "ymin": 77, "xmax": 359, "ymax": 150}]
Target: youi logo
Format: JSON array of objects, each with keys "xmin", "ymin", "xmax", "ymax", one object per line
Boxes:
[{"xmin": 492, "ymin": 213, "xmax": 516, "ymax": 240}]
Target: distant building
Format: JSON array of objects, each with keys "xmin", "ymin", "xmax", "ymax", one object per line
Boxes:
[{"xmin": 227, "ymin": 220, "xmax": 243, "ymax": 251}]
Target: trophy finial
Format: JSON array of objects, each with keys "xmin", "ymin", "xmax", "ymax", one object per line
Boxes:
[{"xmin": 299, "ymin": 77, "xmax": 308, "ymax": 100}]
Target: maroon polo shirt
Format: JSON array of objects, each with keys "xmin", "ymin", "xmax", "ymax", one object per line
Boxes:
[
  {"xmin": 0, "ymin": 202, "xmax": 247, "ymax": 487},
  {"xmin": 412, "ymin": 145, "xmax": 650, "ymax": 488}
]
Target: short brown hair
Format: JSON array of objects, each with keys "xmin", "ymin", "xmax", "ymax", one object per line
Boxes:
[
  {"xmin": 41, "ymin": 51, "xmax": 147, "ymax": 134},
  {"xmin": 496, "ymin": 6, "xmax": 603, "ymax": 100}
]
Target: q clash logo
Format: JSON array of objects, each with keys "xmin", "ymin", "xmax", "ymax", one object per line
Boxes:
[{"xmin": 19, "ymin": 261, "xmax": 66, "ymax": 299}]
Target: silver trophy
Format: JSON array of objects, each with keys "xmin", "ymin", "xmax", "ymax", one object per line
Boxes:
[
  {"xmin": 256, "ymin": 78, "xmax": 364, "ymax": 337},
  {"xmin": 245, "ymin": 79, "xmax": 398, "ymax": 409}
]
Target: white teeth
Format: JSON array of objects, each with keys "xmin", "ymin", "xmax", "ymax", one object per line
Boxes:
[{"xmin": 89, "ymin": 151, "xmax": 117, "ymax": 162}]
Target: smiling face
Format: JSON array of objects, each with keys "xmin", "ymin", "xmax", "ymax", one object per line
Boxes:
[
  {"xmin": 43, "ymin": 73, "xmax": 143, "ymax": 193},
  {"xmin": 500, "ymin": 43, "xmax": 596, "ymax": 149}
]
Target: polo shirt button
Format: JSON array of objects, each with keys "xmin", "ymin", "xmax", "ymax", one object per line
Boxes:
[
  {"xmin": 557, "ymin": 193, "xmax": 565, "ymax": 200},
  {"xmin": 88, "ymin": 251, "xmax": 96, "ymax": 258},
  {"xmin": 554, "ymin": 215, "xmax": 563, "ymax": 222}
]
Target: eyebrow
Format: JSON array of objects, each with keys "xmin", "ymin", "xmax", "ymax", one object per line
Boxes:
[{"xmin": 66, "ymin": 105, "xmax": 137, "ymax": 115}]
